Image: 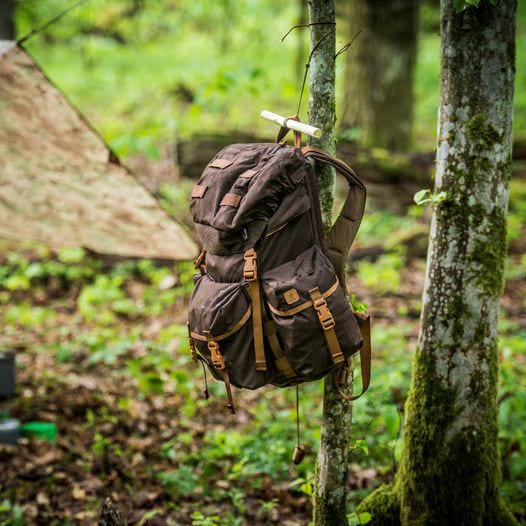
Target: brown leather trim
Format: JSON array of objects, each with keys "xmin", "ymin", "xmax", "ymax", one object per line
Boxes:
[
  {"xmin": 266, "ymin": 279, "xmax": 340, "ymax": 317},
  {"xmin": 239, "ymin": 169, "xmax": 257, "ymax": 179},
  {"xmin": 209, "ymin": 158, "xmax": 233, "ymax": 169},
  {"xmin": 191, "ymin": 184, "xmax": 207, "ymax": 198},
  {"xmin": 220, "ymin": 193, "xmax": 242, "ymax": 207},
  {"xmin": 190, "ymin": 307, "xmax": 252, "ymax": 342}
]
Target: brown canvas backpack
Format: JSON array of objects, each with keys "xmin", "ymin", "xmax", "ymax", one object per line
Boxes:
[{"xmin": 187, "ymin": 139, "xmax": 371, "ymax": 418}]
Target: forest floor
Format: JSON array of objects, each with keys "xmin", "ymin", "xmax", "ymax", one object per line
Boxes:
[{"xmin": 0, "ymin": 177, "xmax": 524, "ymax": 525}]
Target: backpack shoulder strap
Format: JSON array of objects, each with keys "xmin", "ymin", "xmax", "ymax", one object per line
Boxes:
[{"xmin": 301, "ymin": 146, "xmax": 366, "ymax": 284}]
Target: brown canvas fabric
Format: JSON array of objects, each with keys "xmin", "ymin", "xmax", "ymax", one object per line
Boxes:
[{"xmin": 187, "ymin": 142, "xmax": 368, "ymax": 400}]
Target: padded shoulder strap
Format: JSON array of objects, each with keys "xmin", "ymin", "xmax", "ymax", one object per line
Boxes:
[{"xmin": 301, "ymin": 146, "xmax": 366, "ymax": 284}]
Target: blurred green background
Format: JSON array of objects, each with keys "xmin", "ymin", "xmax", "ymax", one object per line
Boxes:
[{"xmin": 0, "ymin": 1, "xmax": 525, "ymax": 525}]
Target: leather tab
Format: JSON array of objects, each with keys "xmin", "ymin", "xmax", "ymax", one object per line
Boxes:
[
  {"xmin": 191, "ymin": 184, "xmax": 207, "ymax": 198},
  {"xmin": 239, "ymin": 169, "xmax": 257, "ymax": 179},
  {"xmin": 220, "ymin": 192, "xmax": 242, "ymax": 208},
  {"xmin": 209, "ymin": 158, "xmax": 233, "ymax": 169}
]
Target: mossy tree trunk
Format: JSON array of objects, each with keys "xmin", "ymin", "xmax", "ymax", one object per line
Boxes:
[
  {"xmin": 308, "ymin": 2, "xmax": 353, "ymax": 525},
  {"xmin": 358, "ymin": 1, "xmax": 518, "ymax": 524},
  {"xmin": 340, "ymin": 0, "xmax": 418, "ymax": 151},
  {"xmin": 0, "ymin": 0, "xmax": 15, "ymax": 40}
]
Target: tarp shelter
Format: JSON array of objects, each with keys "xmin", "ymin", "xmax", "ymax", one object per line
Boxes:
[{"xmin": 0, "ymin": 40, "xmax": 197, "ymax": 260}]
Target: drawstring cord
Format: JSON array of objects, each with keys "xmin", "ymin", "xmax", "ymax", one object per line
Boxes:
[{"xmin": 296, "ymin": 385, "xmax": 301, "ymax": 446}]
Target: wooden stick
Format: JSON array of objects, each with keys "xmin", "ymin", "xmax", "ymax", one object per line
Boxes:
[{"xmin": 260, "ymin": 110, "xmax": 323, "ymax": 138}]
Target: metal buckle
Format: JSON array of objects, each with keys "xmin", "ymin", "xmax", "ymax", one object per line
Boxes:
[{"xmin": 243, "ymin": 248, "xmax": 257, "ymax": 281}]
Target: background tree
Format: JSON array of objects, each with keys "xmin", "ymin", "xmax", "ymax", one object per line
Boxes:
[
  {"xmin": 340, "ymin": 0, "xmax": 419, "ymax": 151},
  {"xmin": 358, "ymin": 0, "xmax": 518, "ymax": 523},
  {"xmin": 307, "ymin": 1, "xmax": 354, "ymax": 525},
  {"xmin": 0, "ymin": 0, "xmax": 15, "ymax": 40}
]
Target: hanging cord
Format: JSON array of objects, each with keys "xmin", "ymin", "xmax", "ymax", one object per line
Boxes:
[
  {"xmin": 292, "ymin": 384, "xmax": 306, "ymax": 465},
  {"xmin": 296, "ymin": 384, "xmax": 301, "ymax": 445},
  {"xmin": 282, "ymin": 23, "xmax": 362, "ymax": 119},
  {"xmin": 17, "ymin": 0, "xmax": 90, "ymax": 45}
]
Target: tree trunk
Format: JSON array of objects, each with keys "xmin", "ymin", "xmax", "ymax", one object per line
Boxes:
[
  {"xmin": 357, "ymin": 1, "xmax": 518, "ymax": 524},
  {"xmin": 0, "ymin": 0, "xmax": 15, "ymax": 40},
  {"xmin": 340, "ymin": 0, "xmax": 418, "ymax": 151},
  {"xmin": 308, "ymin": 2, "xmax": 353, "ymax": 525}
]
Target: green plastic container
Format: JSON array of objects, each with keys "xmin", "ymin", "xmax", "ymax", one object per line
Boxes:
[{"xmin": 21, "ymin": 422, "xmax": 57, "ymax": 442}]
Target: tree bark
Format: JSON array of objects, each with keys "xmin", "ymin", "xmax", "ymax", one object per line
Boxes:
[
  {"xmin": 357, "ymin": 1, "xmax": 518, "ymax": 524},
  {"xmin": 340, "ymin": 0, "xmax": 418, "ymax": 151},
  {"xmin": 308, "ymin": 2, "xmax": 353, "ymax": 525},
  {"xmin": 0, "ymin": 0, "xmax": 15, "ymax": 40}
]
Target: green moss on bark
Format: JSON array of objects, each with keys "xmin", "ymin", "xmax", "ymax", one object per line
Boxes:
[
  {"xmin": 356, "ymin": 483, "xmax": 400, "ymax": 526},
  {"xmin": 466, "ymin": 113, "xmax": 502, "ymax": 146}
]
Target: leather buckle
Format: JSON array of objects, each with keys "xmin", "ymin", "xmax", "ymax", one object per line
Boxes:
[
  {"xmin": 204, "ymin": 332, "xmax": 225, "ymax": 369},
  {"xmin": 243, "ymin": 248, "xmax": 257, "ymax": 281},
  {"xmin": 312, "ymin": 297, "xmax": 336, "ymax": 330}
]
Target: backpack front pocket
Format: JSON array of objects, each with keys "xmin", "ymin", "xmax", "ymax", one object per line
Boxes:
[
  {"xmin": 261, "ymin": 245, "xmax": 363, "ymax": 381},
  {"xmin": 187, "ymin": 274, "xmax": 277, "ymax": 389}
]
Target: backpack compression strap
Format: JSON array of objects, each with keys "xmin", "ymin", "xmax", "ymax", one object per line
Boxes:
[{"xmin": 301, "ymin": 146, "xmax": 366, "ymax": 285}]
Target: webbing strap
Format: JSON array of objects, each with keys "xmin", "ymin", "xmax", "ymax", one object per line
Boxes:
[
  {"xmin": 220, "ymin": 368, "xmax": 236, "ymax": 414},
  {"xmin": 308, "ymin": 287, "xmax": 345, "ymax": 365},
  {"xmin": 264, "ymin": 320, "xmax": 295, "ymax": 378},
  {"xmin": 244, "ymin": 248, "xmax": 266, "ymax": 371},
  {"xmin": 335, "ymin": 313, "xmax": 372, "ymax": 401},
  {"xmin": 301, "ymin": 146, "xmax": 366, "ymax": 285}
]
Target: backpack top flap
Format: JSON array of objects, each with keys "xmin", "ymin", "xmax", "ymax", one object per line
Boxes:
[{"xmin": 191, "ymin": 143, "xmax": 308, "ymax": 255}]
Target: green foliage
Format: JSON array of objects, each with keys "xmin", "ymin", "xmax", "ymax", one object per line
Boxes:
[
  {"xmin": 413, "ymin": 189, "xmax": 448, "ymax": 206},
  {"xmin": 191, "ymin": 512, "xmax": 221, "ymax": 526},
  {"xmin": 453, "ymin": 0, "xmax": 497, "ymax": 12},
  {"xmin": 499, "ymin": 333, "xmax": 526, "ymax": 516},
  {"xmin": 348, "ymin": 511, "xmax": 373, "ymax": 525},
  {"xmin": 356, "ymin": 251, "xmax": 405, "ymax": 294},
  {"xmin": 0, "ymin": 500, "xmax": 24, "ymax": 526}
]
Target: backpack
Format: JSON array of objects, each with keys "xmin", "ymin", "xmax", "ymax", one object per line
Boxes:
[{"xmin": 186, "ymin": 139, "xmax": 371, "ymax": 419}]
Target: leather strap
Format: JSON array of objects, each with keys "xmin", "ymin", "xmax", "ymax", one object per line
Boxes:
[
  {"xmin": 244, "ymin": 248, "xmax": 266, "ymax": 371},
  {"xmin": 302, "ymin": 146, "xmax": 366, "ymax": 285},
  {"xmin": 220, "ymin": 368, "xmax": 236, "ymax": 414},
  {"xmin": 335, "ymin": 313, "xmax": 371, "ymax": 401},
  {"xmin": 203, "ymin": 332, "xmax": 236, "ymax": 413},
  {"xmin": 187, "ymin": 322, "xmax": 198, "ymax": 363},
  {"xmin": 308, "ymin": 287, "xmax": 345, "ymax": 365},
  {"xmin": 276, "ymin": 114, "xmax": 302, "ymax": 148},
  {"xmin": 264, "ymin": 320, "xmax": 296, "ymax": 378}
]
